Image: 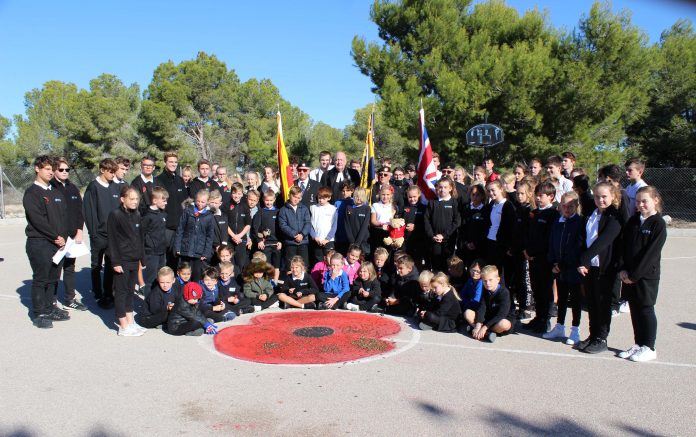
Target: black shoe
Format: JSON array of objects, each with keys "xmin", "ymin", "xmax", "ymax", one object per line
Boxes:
[
  {"xmin": 549, "ymin": 303, "xmax": 558, "ymax": 318},
  {"xmin": 48, "ymin": 309, "xmax": 70, "ymax": 321},
  {"xmin": 302, "ymin": 302, "xmax": 317, "ymax": 310},
  {"xmin": 97, "ymin": 297, "xmax": 114, "ymax": 309},
  {"xmin": 52, "ymin": 304, "xmax": 69, "ymax": 316},
  {"xmin": 317, "ymin": 302, "xmax": 328, "ymax": 310},
  {"xmin": 368, "ymin": 304, "xmax": 384, "ymax": 313},
  {"xmin": 583, "ymin": 338, "xmax": 608, "ymax": 354},
  {"xmin": 486, "ymin": 332, "xmax": 497, "ymax": 343},
  {"xmin": 33, "ymin": 315, "xmax": 53, "ymax": 329},
  {"xmin": 63, "ymin": 299, "xmax": 88, "ymax": 311},
  {"xmin": 238, "ymin": 307, "xmax": 254, "ymax": 315},
  {"xmin": 533, "ymin": 319, "xmax": 550, "ymax": 334},
  {"xmin": 577, "ymin": 336, "xmax": 594, "ymax": 350}
]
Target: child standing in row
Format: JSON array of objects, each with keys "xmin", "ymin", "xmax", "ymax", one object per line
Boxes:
[
  {"xmin": 253, "ymin": 190, "xmax": 282, "ymax": 280},
  {"xmin": 343, "ymin": 187, "xmax": 371, "ymax": 256},
  {"xmin": 174, "ymin": 189, "xmax": 214, "ymax": 282},
  {"xmin": 141, "ymin": 186, "xmax": 169, "ymax": 293},
  {"xmin": 309, "ymin": 186, "xmax": 337, "ymax": 264},
  {"xmin": 424, "ymin": 177, "xmax": 460, "ymax": 272}
]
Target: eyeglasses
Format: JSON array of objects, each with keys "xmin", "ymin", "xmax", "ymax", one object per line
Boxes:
[
  {"xmin": 470, "ymin": 269, "xmax": 481, "ymax": 274},
  {"xmin": 443, "ymin": 169, "xmax": 454, "ymax": 173},
  {"xmin": 57, "ymin": 168, "xmax": 70, "ymax": 173}
]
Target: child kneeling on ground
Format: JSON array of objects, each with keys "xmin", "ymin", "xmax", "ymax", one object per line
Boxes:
[
  {"xmin": 167, "ymin": 282, "xmax": 218, "ymax": 336},
  {"xmin": 418, "ymin": 272, "xmax": 462, "ymax": 332},
  {"xmin": 472, "ymin": 265, "xmax": 513, "ymax": 343},
  {"xmin": 138, "ymin": 266, "xmax": 177, "ymax": 329}
]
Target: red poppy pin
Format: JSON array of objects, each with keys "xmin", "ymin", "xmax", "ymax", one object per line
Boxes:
[
  {"xmin": 43, "ymin": 196, "xmax": 49, "ymax": 204},
  {"xmin": 405, "ymin": 208, "xmax": 410, "ymax": 213}
]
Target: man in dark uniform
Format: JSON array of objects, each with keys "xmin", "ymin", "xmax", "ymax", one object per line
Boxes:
[
  {"xmin": 293, "ymin": 162, "xmax": 319, "ymax": 207},
  {"xmin": 24, "ymin": 155, "xmax": 70, "ymax": 328},
  {"xmin": 320, "ymin": 151, "xmax": 361, "ymax": 203}
]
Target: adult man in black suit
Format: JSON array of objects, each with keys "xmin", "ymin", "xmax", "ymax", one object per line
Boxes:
[
  {"xmin": 294, "ymin": 161, "xmax": 319, "ymax": 207},
  {"xmin": 320, "ymin": 151, "xmax": 361, "ymax": 203}
]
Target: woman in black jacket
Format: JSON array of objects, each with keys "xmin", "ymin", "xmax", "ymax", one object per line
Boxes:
[
  {"xmin": 577, "ymin": 182, "xmax": 623, "ymax": 354},
  {"xmin": 107, "ymin": 185, "xmax": 146, "ymax": 337},
  {"xmin": 617, "ymin": 187, "xmax": 667, "ymax": 362}
]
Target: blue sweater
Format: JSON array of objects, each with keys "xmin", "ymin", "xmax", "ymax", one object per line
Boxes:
[
  {"xmin": 460, "ymin": 278, "xmax": 483, "ymax": 310},
  {"xmin": 322, "ymin": 270, "xmax": 350, "ymax": 298}
]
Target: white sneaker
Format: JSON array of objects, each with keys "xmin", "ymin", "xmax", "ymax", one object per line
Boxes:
[
  {"xmin": 118, "ymin": 325, "xmax": 143, "ymax": 337},
  {"xmin": 130, "ymin": 322, "xmax": 147, "ymax": 334},
  {"xmin": 345, "ymin": 303, "xmax": 359, "ymax": 312},
  {"xmin": 611, "ymin": 309, "xmax": 621, "ymax": 317},
  {"xmin": 565, "ymin": 326, "xmax": 581, "ymax": 345},
  {"xmin": 253, "ymin": 305, "xmax": 262, "ymax": 313},
  {"xmin": 269, "ymin": 301, "xmax": 280, "ymax": 309},
  {"xmin": 542, "ymin": 323, "xmax": 565, "ymax": 339},
  {"xmin": 618, "ymin": 344, "xmax": 641, "ymax": 359},
  {"xmin": 630, "ymin": 346, "xmax": 656, "ymax": 362},
  {"xmin": 619, "ymin": 301, "xmax": 631, "ymax": 313}
]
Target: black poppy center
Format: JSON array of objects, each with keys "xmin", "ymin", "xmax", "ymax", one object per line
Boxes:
[{"xmin": 293, "ymin": 326, "xmax": 335, "ymax": 338}]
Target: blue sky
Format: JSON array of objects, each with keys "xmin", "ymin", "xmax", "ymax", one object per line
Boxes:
[{"xmin": 1, "ymin": 0, "xmax": 694, "ymax": 131}]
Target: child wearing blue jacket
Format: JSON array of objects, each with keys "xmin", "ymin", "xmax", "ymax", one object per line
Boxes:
[
  {"xmin": 461, "ymin": 259, "xmax": 484, "ymax": 329},
  {"xmin": 174, "ymin": 190, "xmax": 214, "ymax": 282},
  {"xmin": 545, "ymin": 192, "xmax": 585, "ymax": 345},
  {"xmin": 318, "ymin": 252, "xmax": 351, "ymax": 310}
]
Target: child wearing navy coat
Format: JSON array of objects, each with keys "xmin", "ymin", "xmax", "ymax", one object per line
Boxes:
[
  {"xmin": 174, "ymin": 190, "xmax": 215, "ymax": 282},
  {"xmin": 545, "ymin": 192, "xmax": 585, "ymax": 345},
  {"xmin": 617, "ymin": 187, "xmax": 667, "ymax": 362},
  {"xmin": 138, "ymin": 266, "xmax": 176, "ymax": 329}
]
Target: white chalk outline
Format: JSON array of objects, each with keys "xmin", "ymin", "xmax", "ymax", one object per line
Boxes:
[{"xmin": 198, "ymin": 311, "xmax": 421, "ymax": 367}]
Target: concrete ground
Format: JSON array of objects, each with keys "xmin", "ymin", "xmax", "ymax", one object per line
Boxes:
[{"xmin": 0, "ymin": 221, "xmax": 695, "ymax": 437}]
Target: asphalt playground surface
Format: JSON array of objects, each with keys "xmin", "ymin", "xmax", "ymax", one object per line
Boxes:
[{"xmin": 1, "ymin": 219, "xmax": 695, "ymax": 437}]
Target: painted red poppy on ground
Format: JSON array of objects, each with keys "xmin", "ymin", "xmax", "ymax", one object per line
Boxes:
[{"xmin": 214, "ymin": 311, "xmax": 402, "ymax": 364}]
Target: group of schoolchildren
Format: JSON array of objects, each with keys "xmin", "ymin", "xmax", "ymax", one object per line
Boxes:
[{"xmin": 25, "ymin": 151, "xmax": 667, "ymax": 363}]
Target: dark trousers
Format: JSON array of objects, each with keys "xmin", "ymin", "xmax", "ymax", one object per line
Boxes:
[
  {"xmin": 310, "ymin": 240, "xmax": 335, "ymax": 266},
  {"xmin": 232, "ymin": 241, "xmax": 249, "ymax": 272},
  {"xmin": 168, "ymin": 320, "xmax": 203, "ymax": 336},
  {"xmin": 26, "ymin": 239, "xmax": 63, "ymax": 317},
  {"xmin": 514, "ymin": 257, "xmax": 531, "ymax": 312},
  {"xmin": 143, "ymin": 253, "xmax": 166, "ymax": 289},
  {"xmin": 60, "ymin": 256, "xmax": 77, "ymax": 303},
  {"xmin": 421, "ymin": 312, "xmax": 458, "ymax": 332},
  {"xmin": 262, "ymin": 244, "xmax": 281, "ymax": 269},
  {"xmin": 226, "ymin": 297, "xmax": 253, "ymax": 314},
  {"xmin": 165, "ymin": 228, "xmax": 178, "ymax": 270},
  {"xmin": 556, "ymin": 279, "xmax": 581, "ymax": 327},
  {"xmin": 610, "ymin": 273, "xmax": 623, "ymax": 311},
  {"xmin": 250, "ymin": 294, "xmax": 279, "ymax": 309},
  {"xmin": 202, "ymin": 307, "xmax": 225, "ymax": 323},
  {"xmin": 138, "ymin": 310, "xmax": 169, "ymax": 329},
  {"xmin": 179, "ymin": 256, "xmax": 206, "ymax": 283},
  {"xmin": 625, "ymin": 280, "xmax": 659, "ymax": 349},
  {"xmin": 529, "ymin": 258, "xmax": 553, "ymax": 321},
  {"xmin": 585, "ymin": 267, "xmax": 614, "ymax": 340},
  {"xmin": 429, "ymin": 239, "xmax": 455, "ymax": 272},
  {"xmin": 113, "ymin": 264, "xmax": 138, "ymax": 319},
  {"xmin": 283, "ymin": 244, "xmax": 309, "ymax": 272},
  {"xmin": 349, "ymin": 292, "xmax": 381, "ymax": 311},
  {"xmin": 90, "ymin": 237, "xmax": 113, "ymax": 299},
  {"xmin": 486, "ymin": 239, "xmax": 508, "ymax": 286},
  {"xmin": 316, "ymin": 292, "xmax": 350, "ymax": 309}
]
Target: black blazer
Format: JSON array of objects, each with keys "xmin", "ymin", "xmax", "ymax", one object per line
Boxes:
[
  {"xmin": 621, "ymin": 213, "xmax": 667, "ymax": 282},
  {"xmin": 320, "ymin": 167, "xmax": 361, "ymax": 202},
  {"xmin": 579, "ymin": 206, "xmax": 622, "ymax": 274},
  {"xmin": 483, "ymin": 200, "xmax": 516, "ymax": 253},
  {"xmin": 293, "ymin": 178, "xmax": 320, "ymax": 207}
]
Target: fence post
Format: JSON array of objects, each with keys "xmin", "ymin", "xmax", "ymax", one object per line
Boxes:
[{"xmin": 0, "ymin": 165, "xmax": 5, "ymax": 219}]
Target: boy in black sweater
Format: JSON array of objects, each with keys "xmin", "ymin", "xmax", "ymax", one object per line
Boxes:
[
  {"xmin": 141, "ymin": 186, "xmax": 169, "ymax": 293},
  {"xmin": 384, "ymin": 255, "xmax": 420, "ymax": 316},
  {"xmin": 154, "ymin": 151, "xmax": 188, "ymax": 269},
  {"xmin": 524, "ymin": 182, "xmax": 560, "ymax": 333},
  {"xmin": 208, "ymin": 189, "xmax": 229, "ymax": 254},
  {"xmin": 130, "ymin": 156, "xmax": 156, "ymax": 215},
  {"xmin": 253, "ymin": 190, "xmax": 282, "ymax": 277},
  {"xmin": 83, "ymin": 158, "xmax": 120, "ymax": 309},
  {"xmin": 138, "ymin": 266, "xmax": 176, "ymax": 329},
  {"xmin": 24, "ymin": 155, "xmax": 70, "ymax": 328},
  {"xmin": 473, "ymin": 265, "xmax": 513, "ymax": 343},
  {"xmin": 227, "ymin": 183, "xmax": 252, "ymax": 269},
  {"xmin": 50, "ymin": 156, "xmax": 87, "ymax": 311}
]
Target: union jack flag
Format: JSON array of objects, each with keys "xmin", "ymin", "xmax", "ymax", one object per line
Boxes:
[{"xmin": 417, "ymin": 105, "xmax": 438, "ymax": 201}]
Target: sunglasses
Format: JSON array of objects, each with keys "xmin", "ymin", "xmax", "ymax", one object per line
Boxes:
[
  {"xmin": 297, "ymin": 169, "xmax": 309, "ymax": 173},
  {"xmin": 57, "ymin": 168, "xmax": 70, "ymax": 173},
  {"xmin": 379, "ymin": 173, "xmax": 390, "ymax": 177}
]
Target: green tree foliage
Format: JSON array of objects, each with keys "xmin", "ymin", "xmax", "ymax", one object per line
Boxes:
[
  {"xmin": 627, "ymin": 20, "xmax": 696, "ymax": 167},
  {"xmin": 12, "ymin": 75, "xmax": 140, "ymax": 168},
  {"xmin": 352, "ymin": 0, "xmax": 654, "ymax": 169},
  {"xmin": 0, "ymin": 114, "xmax": 20, "ymax": 165}
]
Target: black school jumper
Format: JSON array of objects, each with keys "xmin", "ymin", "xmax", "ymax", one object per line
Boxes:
[
  {"xmin": 349, "ymin": 277, "xmax": 382, "ymax": 310},
  {"xmin": 421, "ymin": 289, "xmax": 462, "ymax": 332},
  {"xmin": 458, "ymin": 204, "xmax": 487, "ymax": 266},
  {"xmin": 621, "ymin": 213, "xmax": 667, "ymax": 350},
  {"xmin": 344, "ymin": 204, "xmax": 371, "ymax": 256},
  {"xmin": 50, "ymin": 178, "xmax": 84, "ymax": 304},
  {"xmin": 475, "ymin": 285, "xmax": 513, "ymax": 330},
  {"xmin": 83, "ymin": 178, "xmax": 121, "ymax": 300},
  {"xmin": 252, "ymin": 207, "xmax": 281, "ymax": 269},
  {"xmin": 424, "ymin": 197, "xmax": 461, "ymax": 272},
  {"xmin": 402, "ymin": 203, "xmax": 427, "ymax": 268},
  {"xmin": 154, "ymin": 170, "xmax": 187, "ymax": 269},
  {"xmin": 227, "ymin": 199, "xmax": 252, "ymax": 269},
  {"xmin": 107, "ymin": 205, "xmax": 145, "ymax": 319},
  {"xmin": 483, "ymin": 199, "xmax": 516, "ymax": 285},
  {"xmin": 525, "ymin": 206, "xmax": 560, "ymax": 323},
  {"xmin": 141, "ymin": 207, "xmax": 168, "ymax": 289},
  {"xmin": 579, "ymin": 206, "xmax": 622, "ymax": 342},
  {"xmin": 138, "ymin": 285, "xmax": 176, "ymax": 328},
  {"xmin": 511, "ymin": 201, "xmax": 531, "ymax": 313},
  {"xmin": 23, "ymin": 183, "xmax": 69, "ymax": 318}
]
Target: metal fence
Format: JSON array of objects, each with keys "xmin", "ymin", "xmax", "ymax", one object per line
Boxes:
[{"xmin": 2, "ymin": 165, "xmax": 695, "ymax": 222}]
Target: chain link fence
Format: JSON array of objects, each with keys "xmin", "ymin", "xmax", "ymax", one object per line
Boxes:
[{"xmin": 2, "ymin": 165, "xmax": 695, "ymax": 223}]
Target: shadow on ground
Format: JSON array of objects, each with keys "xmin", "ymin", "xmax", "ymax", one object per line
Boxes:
[{"xmin": 677, "ymin": 322, "xmax": 696, "ymax": 331}]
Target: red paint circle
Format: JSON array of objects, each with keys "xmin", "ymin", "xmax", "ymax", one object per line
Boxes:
[{"xmin": 213, "ymin": 312, "xmax": 402, "ymax": 364}]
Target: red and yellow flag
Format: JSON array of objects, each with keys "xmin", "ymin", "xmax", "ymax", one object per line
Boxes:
[{"xmin": 277, "ymin": 110, "xmax": 294, "ymax": 201}]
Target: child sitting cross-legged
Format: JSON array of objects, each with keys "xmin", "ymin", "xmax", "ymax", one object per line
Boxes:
[
  {"xmin": 218, "ymin": 261, "xmax": 253, "ymax": 316},
  {"xmin": 317, "ymin": 252, "xmax": 351, "ymax": 310},
  {"xmin": 471, "ymin": 265, "xmax": 513, "ymax": 343},
  {"xmin": 242, "ymin": 260, "xmax": 280, "ymax": 312},
  {"xmin": 277, "ymin": 256, "xmax": 319, "ymax": 310},
  {"xmin": 345, "ymin": 261, "xmax": 382, "ymax": 312}
]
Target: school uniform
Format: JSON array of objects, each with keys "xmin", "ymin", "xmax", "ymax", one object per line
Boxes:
[
  {"xmin": 211, "ymin": 209, "xmax": 230, "ymax": 251},
  {"xmin": 375, "ymin": 264, "xmax": 393, "ymax": 298},
  {"xmin": 458, "ymin": 203, "xmax": 487, "ymax": 266},
  {"xmin": 188, "ymin": 177, "xmax": 220, "ymax": 200},
  {"xmin": 510, "ymin": 200, "xmax": 531, "ymax": 314},
  {"xmin": 278, "ymin": 201, "xmax": 311, "ymax": 269},
  {"xmin": 131, "ymin": 174, "xmax": 154, "ymax": 215},
  {"xmin": 579, "ymin": 191, "xmax": 596, "ymax": 217},
  {"xmin": 460, "ymin": 278, "xmax": 483, "ymax": 312},
  {"xmin": 370, "ymin": 183, "xmax": 404, "ymax": 212},
  {"xmin": 386, "ymin": 268, "xmax": 420, "ymax": 316},
  {"xmin": 402, "ymin": 202, "xmax": 427, "ymax": 268},
  {"xmin": 475, "ymin": 285, "xmax": 513, "ymax": 329},
  {"xmin": 220, "ymin": 276, "xmax": 252, "ymax": 315},
  {"xmin": 154, "ymin": 170, "xmax": 188, "ymax": 269},
  {"xmin": 141, "ymin": 207, "xmax": 168, "ymax": 289},
  {"xmin": 424, "ymin": 197, "xmax": 461, "ymax": 271},
  {"xmin": 83, "ymin": 177, "xmax": 120, "ymax": 302},
  {"xmin": 50, "ymin": 178, "xmax": 84, "ymax": 304},
  {"xmin": 252, "ymin": 207, "xmax": 281, "ymax": 268},
  {"xmin": 138, "ymin": 284, "xmax": 176, "ymax": 328},
  {"xmin": 483, "ymin": 199, "xmax": 516, "ymax": 284},
  {"xmin": 621, "ymin": 213, "xmax": 667, "ymax": 349},
  {"xmin": 349, "ymin": 277, "xmax": 382, "ymax": 311},
  {"xmin": 23, "ymin": 182, "xmax": 69, "ymax": 320},
  {"xmin": 277, "ymin": 272, "xmax": 319, "ymax": 305},
  {"xmin": 525, "ymin": 205, "xmax": 560, "ymax": 326},
  {"xmin": 318, "ymin": 270, "xmax": 351, "ymax": 309},
  {"xmin": 107, "ymin": 205, "xmax": 145, "ymax": 320},
  {"xmin": 548, "ymin": 213, "xmax": 585, "ymax": 327},
  {"xmin": 174, "ymin": 205, "xmax": 215, "ymax": 282},
  {"xmin": 167, "ymin": 298, "xmax": 208, "ymax": 336},
  {"xmin": 421, "ymin": 289, "xmax": 462, "ymax": 332},
  {"xmin": 309, "ymin": 203, "xmax": 337, "ymax": 264},
  {"xmin": 199, "ymin": 282, "xmax": 227, "ymax": 322},
  {"xmin": 370, "ymin": 201, "xmax": 395, "ymax": 253},
  {"xmin": 228, "ymin": 198, "xmax": 252, "ymax": 269},
  {"xmin": 580, "ymin": 206, "xmax": 622, "ymax": 343},
  {"xmin": 343, "ymin": 203, "xmax": 371, "ymax": 256}
]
